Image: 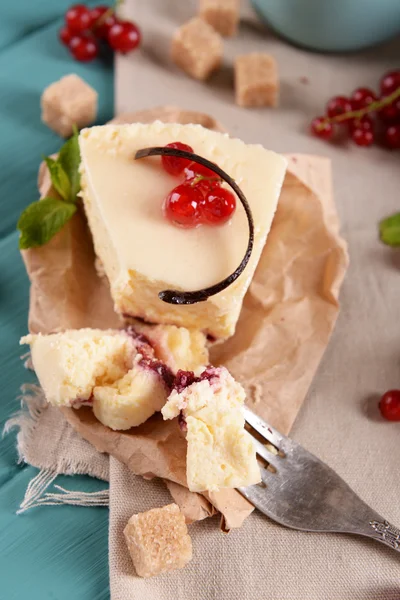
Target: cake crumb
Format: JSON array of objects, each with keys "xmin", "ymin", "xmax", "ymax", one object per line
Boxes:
[
  {"xmin": 171, "ymin": 17, "xmax": 223, "ymax": 80},
  {"xmin": 249, "ymin": 382, "xmax": 262, "ymax": 404},
  {"xmin": 94, "ymin": 257, "xmax": 106, "ymax": 279},
  {"xmin": 235, "ymin": 53, "xmax": 278, "ymax": 107},
  {"xmin": 41, "ymin": 74, "xmax": 97, "ymax": 138},
  {"xmin": 198, "ymin": 0, "xmax": 240, "ymax": 37},
  {"xmin": 124, "ymin": 504, "xmax": 193, "ymax": 578}
]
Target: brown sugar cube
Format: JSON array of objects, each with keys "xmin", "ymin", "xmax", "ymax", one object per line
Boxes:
[
  {"xmin": 199, "ymin": 0, "xmax": 240, "ymax": 37},
  {"xmin": 235, "ymin": 53, "xmax": 279, "ymax": 107},
  {"xmin": 124, "ymin": 504, "xmax": 193, "ymax": 578},
  {"xmin": 41, "ymin": 74, "xmax": 98, "ymax": 138},
  {"xmin": 171, "ymin": 17, "xmax": 223, "ymax": 81}
]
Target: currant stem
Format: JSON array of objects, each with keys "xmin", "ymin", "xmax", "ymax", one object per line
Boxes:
[
  {"xmin": 135, "ymin": 146, "xmax": 254, "ymax": 306},
  {"xmin": 92, "ymin": 0, "xmax": 124, "ymax": 30},
  {"xmin": 191, "ymin": 174, "xmax": 221, "ymax": 186},
  {"xmin": 317, "ymin": 87, "xmax": 400, "ymax": 130}
]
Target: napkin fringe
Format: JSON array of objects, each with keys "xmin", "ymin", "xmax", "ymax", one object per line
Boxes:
[
  {"xmin": 3, "ymin": 383, "xmax": 46, "ymax": 465},
  {"xmin": 4, "ymin": 384, "xmax": 109, "ymax": 514},
  {"xmin": 16, "ymin": 468, "xmax": 109, "ymax": 514}
]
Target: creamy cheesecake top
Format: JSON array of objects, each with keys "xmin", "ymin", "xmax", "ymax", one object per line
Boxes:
[{"xmin": 79, "ymin": 122, "xmax": 286, "ymax": 290}]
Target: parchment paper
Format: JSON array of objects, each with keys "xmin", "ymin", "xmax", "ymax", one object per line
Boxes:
[{"xmin": 21, "ymin": 106, "xmax": 348, "ymax": 528}]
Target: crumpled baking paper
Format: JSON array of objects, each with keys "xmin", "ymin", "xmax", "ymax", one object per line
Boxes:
[{"xmin": 21, "ymin": 106, "xmax": 348, "ymax": 529}]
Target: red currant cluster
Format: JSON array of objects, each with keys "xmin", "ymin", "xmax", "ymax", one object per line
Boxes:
[
  {"xmin": 311, "ymin": 70, "xmax": 400, "ymax": 149},
  {"xmin": 59, "ymin": 4, "xmax": 141, "ymax": 62},
  {"xmin": 161, "ymin": 142, "xmax": 236, "ymax": 228}
]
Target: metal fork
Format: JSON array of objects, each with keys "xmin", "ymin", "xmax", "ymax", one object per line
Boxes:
[{"xmin": 239, "ymin": 407, "xmax": 400, "ymax": 552}]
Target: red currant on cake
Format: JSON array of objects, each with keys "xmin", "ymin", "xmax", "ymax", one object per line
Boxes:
[
  {"xmin": 158, "ymin": 143, "xmax": 237, "ymax": 228},
  {"xmin": 69, "ymin": 33, "xmax": 99, "ymax": 62},
  {"xmin": 163, "ymin": 183, "xmax": 203, "ymax": 228},
  {"xmin": 184, "ymin": 161, "xmax": 219, "ymax": 181},
  {"xmin": 161, "ymin": 142, "xmax": 194, "ymax": 176},
  {"xmin": 310, "ymin": 117, "xmax": 334, "ymax": 140},
  {"xmin": 200, "ymin": 187, "xmax": 236, "ymax": 225},
  {"xmin": 65, "ymin": 4, "xmax": 92, "ymax": 33},
  {"xmin": 379, "ymin": 389, "xmax": 400, "ymax": 421},
  {"xmin": 107, "ymin": 21, "xmax": 141, "ymax": 53},
  {"xmin": 192, "ymin": 177, "xmax": 220, "ymax": 197}
]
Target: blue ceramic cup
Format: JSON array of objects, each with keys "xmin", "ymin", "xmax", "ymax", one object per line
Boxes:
[{"xmin": 251, "ymin": 0, "xmax": 400, "ymax": 52}]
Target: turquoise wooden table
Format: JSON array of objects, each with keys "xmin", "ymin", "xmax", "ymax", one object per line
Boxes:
[{"xmin": 0, "ymin": 2, "xmax": 113, "ymax": 597}]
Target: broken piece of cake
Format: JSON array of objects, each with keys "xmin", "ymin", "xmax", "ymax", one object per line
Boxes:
[
  {"xmin": 162, "ymin": 366, "xmax": 261, "ymax": 492},
  {"xmin": 21, "ymin": 327, "xmax": 260, "ymax": 493},
  {"xmin": 20, "ymin": 323, "xmax": 210, "ymax": 431},
  {"xmin": 130, "ymin": 321, "xmax": 209, "ymax": 373},
  {"xmin": 124, "ymin": 504, "xmax": 192, "ymax": 578},
  {"xmin": 20, "ymin": 328, "xmax": 172, "ymax": 430}
]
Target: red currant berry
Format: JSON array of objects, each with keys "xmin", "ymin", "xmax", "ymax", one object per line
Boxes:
[
  {"xmin": 310, "ymin": 117, "xmax": 334, "ymax": 140},
  {"xmin": 351, "ymin": 127, "xmax": 374, "ymax": 147},
  {"xmin": 193, "ymin": 178, "xmax": 221, "ymax": 197},
  {"xmin": 65, "ymin": 4, "xmax": 92, "ymax": 34},
  {"xmin": 59, "ymin": 25, "xmax": 74, "ymax": 46},
  {"xmin": 380, "ymin": 70, "xmax": 400, "ymax": 95},
  {"xmin": 107, "ymin": 21, "xmax": 141, "ymax": 53},
  {"xmin": 93, "ymin": 10, "xmax": 117, "ymax": 39},
  {"xmin": 161, "ymin": 142, "xmax": 194, "ymax": 176},
  {"xmin": 326, "ymin": 96, "xmax": 352, "ymax": 119},
  {"xmin": 379, "ymin": 389, "xmax": 400, "ymax": 421},
  {"xmin": 350, "ymin": 87, "xmax": 377, "ymax": 110},
  {"xmin": 184, "ymin": 161, "xmax": 218, "ymax": 180},
  {"xmin": 348, "ymin": 115, "xmax": 374, "ymax": 132},
  {"xmin": 69, "ymin": 34, "xmax": 99, "ymax": 62},
  {"xmin": 200, "ymin": 187, "xmax": 236, "ymax": 225},
  {"xmin": 89, "ymin": 5, "xmax": 108, "ymax": 27},
  {"xmin": 163, "ymin": 183, "xmax": 202, "ymax": 228},
  {"xmin": 378, "ymin": 97, "xmax": 400, "ymax": 123},
  {"xmin": 383, "ymin": 124, "xmax": 400, "ymax": 149}
]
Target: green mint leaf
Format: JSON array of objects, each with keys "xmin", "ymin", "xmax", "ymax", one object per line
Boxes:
[
  {"xmin": 379, "ymin": 212, "xmax": 400, "ymax": 247},
  {"xmin": 44, "ymin": 156, "xmax": 71, "ymax": 202},
  {"xmin": 17, "ymin": 197, "xmax": 77, "ymax": 249},
  {"xmin": 58, "ymin": 129, "xmax": 81, "ymax": 202}
]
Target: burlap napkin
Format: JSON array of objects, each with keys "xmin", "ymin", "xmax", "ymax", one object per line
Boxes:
[{"xmin": 12, "ymin": 108, "xmax": 348, "ymax": 596}]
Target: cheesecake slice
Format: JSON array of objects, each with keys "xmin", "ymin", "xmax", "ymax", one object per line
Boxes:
[
  {"xmin": 162, "ymin": 366, "xmax": 261, "ymax": 492},
  {"xmin": 21, "ymin": 328, "xmax": 172, "ymax": 430},
  {"xmin": 79, "ymin": 122, "xmax": 287, "ymax": 339}
]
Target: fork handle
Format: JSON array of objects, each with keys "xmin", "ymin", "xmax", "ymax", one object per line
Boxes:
[{"xmin": 353, "ymin": 513, "xmax": 400, "ymax": 552}]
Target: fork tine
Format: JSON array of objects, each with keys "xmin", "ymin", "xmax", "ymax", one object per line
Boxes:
[
  {"xmin": 250, "ymin": 434, "xmax": 281, "ymax": 470},
  {"xmin": 243, "ymin": 406, "xmax": 283, "ymax": 449}
]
